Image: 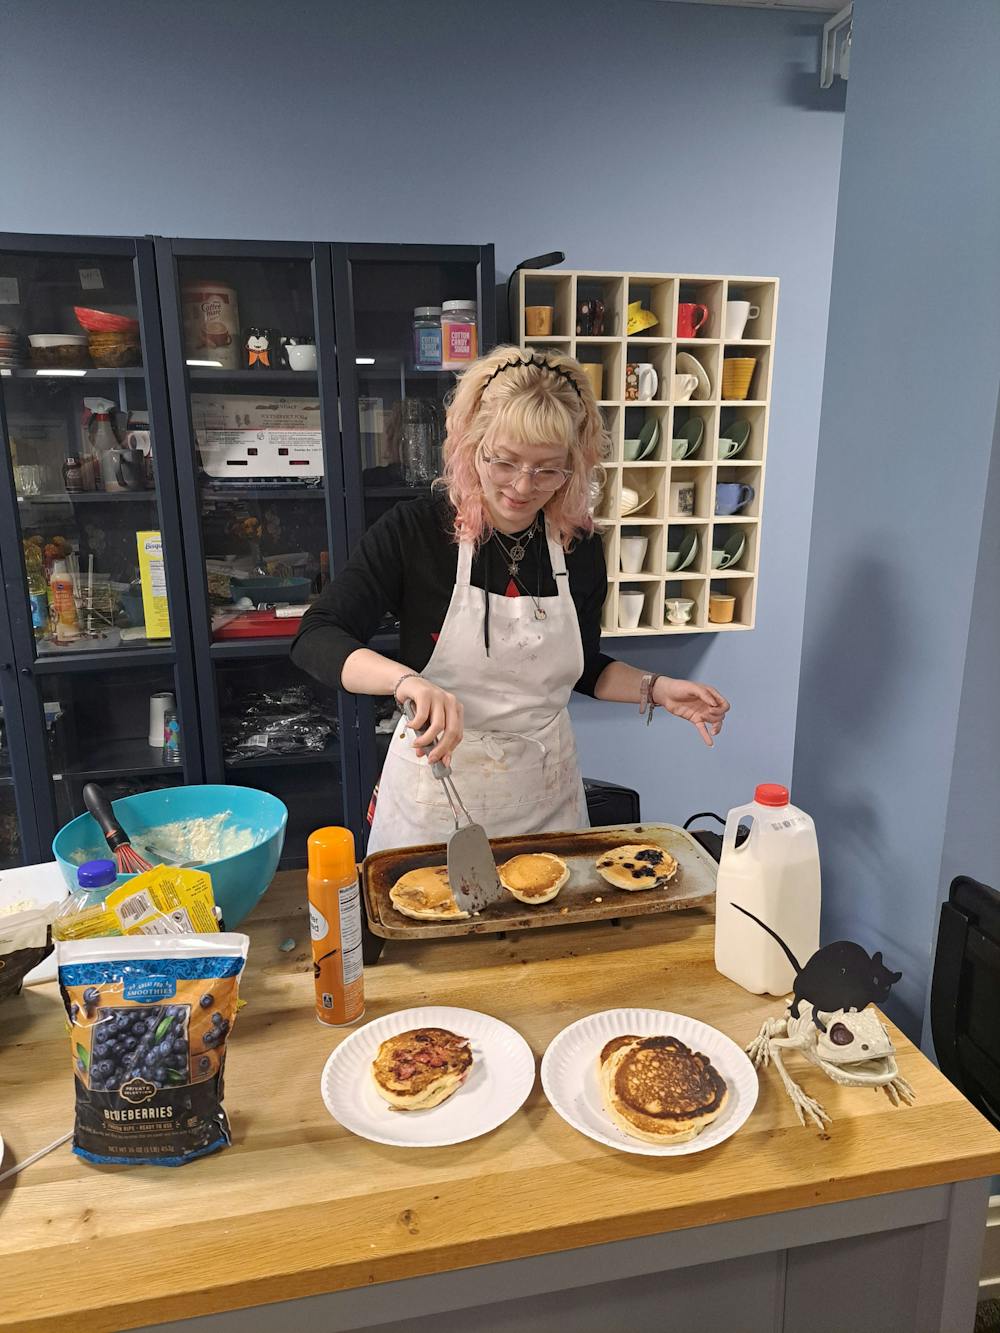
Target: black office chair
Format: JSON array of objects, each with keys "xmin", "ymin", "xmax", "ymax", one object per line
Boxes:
[{"xmin": 930, "ymin": 874, "xmax": 1000, "ymax": 1131}]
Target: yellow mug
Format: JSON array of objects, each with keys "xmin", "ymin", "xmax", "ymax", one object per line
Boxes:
[
  {"xmin": 524, "ymin": 305, "xmax": 554, "ymax": 336},
  {"xmin": 579, "ymin": 362, "xmax": 604, "ymax": 400},
  {"xmin": 709, "ymin": 592, "xmax": 736, "ymax": 624}
]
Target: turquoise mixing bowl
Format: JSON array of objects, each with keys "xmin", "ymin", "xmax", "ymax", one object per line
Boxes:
[{"xmin": 53, "ymin": 784, "xmax": 288, "ymax": 928}]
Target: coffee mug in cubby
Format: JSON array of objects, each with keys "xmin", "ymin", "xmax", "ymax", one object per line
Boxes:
[
  {"xmin": 709, "ymin": 592, "xmax": 736, "ymax": 624},
  {"xmin": 618, "ymin": 590, "xmax": 646, "ymax": 631},
  {"xmin": 664, "ymin": 597, "xmax": 695, "ymax": 626},
  {"xmin": 715, "ymin": 482, "xmax": 754, "ymax": 515},
  {"xmin": 672, "ymin": 373, "xmax": 698, "ymax": 402},
  {"xmin": 580, "ymin": 362, "xmax": 604, "ymax": 399},
  {"xmin": 670, "ymin": 479, "xmax": 697, "ymax": 517},
  {"xmin": 619, "ymin": 535, "xmax": 649, "ymax": 575},
  {"xmin": 525, "ymin": 305, "xmax": 554, "ymax": 336},
  {"xmin": 724, "ymin": 300, "xmax": 761, "ymax": 340},
  {"xmin": 625, "ymin": 362, "xmax": 658, "ymax": 402},
  {"xmin": 677, "ymin": 302, "xmax": 709, "ymax": 338},
  {"xmin": 722, "ymin": 357, "xmax": 757, "ymax": 400}
]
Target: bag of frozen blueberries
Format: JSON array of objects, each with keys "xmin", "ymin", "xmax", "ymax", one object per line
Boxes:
[{"xmin": 58, "ymin": 932, "xmax": 249, "ymax": 1166}]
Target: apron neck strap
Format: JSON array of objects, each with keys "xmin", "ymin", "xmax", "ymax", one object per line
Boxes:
[
  {"xmin": 456, "ymin": 537, "xmax": 475, "ymax": 586},
  {"xmin": 544, "ymin": 520, "xmax": 569, "ymax": 579}
]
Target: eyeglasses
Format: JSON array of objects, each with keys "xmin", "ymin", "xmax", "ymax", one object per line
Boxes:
[{"xmin": 481, "ymin": 453, "xmax": 572, "ymax": 491}]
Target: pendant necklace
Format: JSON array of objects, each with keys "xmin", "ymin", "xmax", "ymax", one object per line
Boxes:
[{"xmin": 492, "ymin": 516, "xmax": 547, "ymax": 620}]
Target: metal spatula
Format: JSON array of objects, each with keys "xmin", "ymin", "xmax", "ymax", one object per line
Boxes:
[{"xmin": 403, "ymin": 702, "xmax": 504, "ymax": 914}]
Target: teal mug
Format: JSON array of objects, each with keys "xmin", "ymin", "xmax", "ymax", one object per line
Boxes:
[{"xmin": 715, "ymin": 482, "xmax": 754, "ymax": 516}]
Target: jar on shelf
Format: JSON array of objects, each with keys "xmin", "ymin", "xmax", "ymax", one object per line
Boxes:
[
  {"xmin": 441, "ymin": 300, "xmax": 478, "ymax": 370},
  {"xmin": 412, "ymin": 306, "xmax": 442, "ymax": 369}
]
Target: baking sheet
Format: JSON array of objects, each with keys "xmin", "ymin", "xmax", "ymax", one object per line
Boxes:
[{"xmin": 363, "ymin": 823, "xmax": 717, "ymax": 940}]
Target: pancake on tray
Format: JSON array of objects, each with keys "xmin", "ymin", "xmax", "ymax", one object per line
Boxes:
[
  {"xmin": 389, "ymin": 866, "xmax": 469, "ymax": 921},
  {"xmin": 498, "ymin": 852, "xmax": 570, "ymax": 905},
  {"xmin": 598, "ymin": 1034, "xmax": 728, "ymax": 1144},
  {"xmin": 595, "ymin": 844, "xmax": 678, "ymax": 891},
  {"xmin": 372, "ymin": 1027, "xmax": 473, "ymax": 1110}
]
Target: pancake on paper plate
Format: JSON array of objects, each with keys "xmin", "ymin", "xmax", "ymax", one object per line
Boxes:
[
  {"xmin": 498, "ymin": 853, "xmax": 570, "ymax": 905},
  {"xmin": 372, "ymin": 1028, "xmax": 473, "ymax": 1111},
  {"xmin": 389, "ymin": 866, "xmax": 469, "ymax": 921},
  {"xmin": 598, "ymin": 1034, "xmax": 728, "ymax": 1144},
  {"xmin": 595, "ymin": 844, "xmax": 678, "ymax": 891}
]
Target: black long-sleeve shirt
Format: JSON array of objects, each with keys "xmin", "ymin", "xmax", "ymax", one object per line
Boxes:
[{"xmin": 291, "ymin": 493, "xmax": 614, "ymax": 696}]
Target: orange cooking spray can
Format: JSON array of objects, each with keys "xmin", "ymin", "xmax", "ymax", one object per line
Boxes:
[{"xmin": 307, "ymin": 826, "xmax": 365, "ymax": 1026}]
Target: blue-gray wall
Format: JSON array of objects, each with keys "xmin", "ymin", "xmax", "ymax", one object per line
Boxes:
[
  {"xmin": 794, "ymin": 0, "xmax": 1000, "ymax": 1038},
  {"xmin": 0, "ymin": 0, "xmax": 845, "ymax": 826}
]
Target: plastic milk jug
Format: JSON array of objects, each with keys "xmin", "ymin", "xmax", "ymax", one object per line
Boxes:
[{"xmin": 714, "ymin": 783, "xmax": 821, "ymax": 996}]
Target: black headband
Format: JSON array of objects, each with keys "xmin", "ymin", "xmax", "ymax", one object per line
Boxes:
[{"xmin": 482, "ymin": 353, "xmax": 583, "ymax": 399}]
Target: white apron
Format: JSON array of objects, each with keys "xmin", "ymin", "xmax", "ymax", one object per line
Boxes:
[{"xmin": 367, "ymin": 521, "xmax": 589, "ymax": 853}]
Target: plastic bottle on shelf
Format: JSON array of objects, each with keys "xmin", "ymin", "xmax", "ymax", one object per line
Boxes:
[
  {"xmin": 412, "ymin": 306, "xmax": 442, "ymax": 369},
  {"xmin": 440, "ymin": 300, "xmax": 478, "ymax": 369},
  {"xmin": 49, "ymin": 559, "xmax": 80, "ymax": 642},
  {"xmin": 24, "ymin": 542, "xmax": 49, "ymax": 641},
  {"xmin": 308, "ymin": 826, "xmax": 365, "ymax": 1027},
  {"xmin": 713, "ymin": 783, "xmax": 821, "ymax": 997}
]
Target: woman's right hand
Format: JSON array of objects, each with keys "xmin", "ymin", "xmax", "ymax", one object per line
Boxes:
[{"xmin": 398, "ymin": 676, "xmax": 464, "ymax": 766}]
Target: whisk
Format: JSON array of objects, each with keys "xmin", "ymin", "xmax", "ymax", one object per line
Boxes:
[{"xmin": 82, "ymin": 783, "xmax": 155, "ymax": 874}]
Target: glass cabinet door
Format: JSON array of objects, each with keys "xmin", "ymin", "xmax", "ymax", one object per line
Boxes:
[
  {"xmin": 156, "ymin": 239, "xmax": 354, "ymax": 869},
  {"xmin": 331, "ymin": 243, "xmax": 495, "ymax": 844},
  {"xmin": 0, "ymin": 235, "xmax": 201, "ymax": 858}
]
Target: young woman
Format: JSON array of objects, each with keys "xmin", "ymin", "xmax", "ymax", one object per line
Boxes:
[{"xmin": 292, "ymin": 346, "xmax": 729, "ymax": 853}]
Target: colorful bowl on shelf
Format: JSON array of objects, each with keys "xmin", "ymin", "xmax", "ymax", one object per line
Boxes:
[
  {"xmin": 74, "ymin": 306, "xmax": 140, "ymax": 334},
  {"xmin": 87, "ymin": 331, "xmax": 141, "ymax": 368},
  {"xmin": 722, "ymin": 358, "xmax": 757, "ymax": 401}
]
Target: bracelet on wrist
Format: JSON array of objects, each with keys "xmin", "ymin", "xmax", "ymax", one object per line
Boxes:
[{"xmin": 392, "ymin": 672, "xmax": 421, "ymax": 708}]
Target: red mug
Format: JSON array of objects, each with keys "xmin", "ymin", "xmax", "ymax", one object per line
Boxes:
[{"xmin": 677, "ymin": 303, "xmax": 709, "ymax": 338}]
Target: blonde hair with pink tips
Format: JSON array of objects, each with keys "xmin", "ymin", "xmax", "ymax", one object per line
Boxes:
[{"xmin": 437, "ymin": 345, "xmax": 608, "ymax": 548}]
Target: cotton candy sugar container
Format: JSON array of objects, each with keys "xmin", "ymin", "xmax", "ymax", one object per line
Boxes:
[{"xmin": 52, "ymin": 784, "xmax": 288, "ymax": 929}]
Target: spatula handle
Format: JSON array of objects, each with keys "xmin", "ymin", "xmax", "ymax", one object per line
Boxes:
[
  {"xmin": 402, "ymin": 700, "xmax": 450, "ymax": 779},
  {"xmin": 82, "ymin": 782, "xmax": 131, "ymax": 853}
]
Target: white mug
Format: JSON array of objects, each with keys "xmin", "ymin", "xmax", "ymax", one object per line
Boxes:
[
  {"xmin": 671, "ymin": 372, "xmax": 698, "ymax": 402},
  {"xmin": 286, "ymin": 343, "xmax": 317, "ymax": 371},
  {"xmin": 724, "ymin": 300, "xmax": 761, "ymax": 340},
  {"xmin": 619, "ymin": 536, "xmax": 649, "ymax": 575},
  {"xmin": 618, "ymin": 590, "xmax": 645, "ymax": 631},
  {"xmin": 626, "ymin": 362, "xmax": 658, "ymax": 402},
  {"xmin": 664, "ymin": 597, "xmax": 695, "ymax": 625}
]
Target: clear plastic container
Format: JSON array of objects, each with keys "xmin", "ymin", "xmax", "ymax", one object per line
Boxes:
[
  {"xmin": 713, "ymin": 783, "xmax": 821, "ymax": 996},
  {"xmin": 441, "ymin": 300, "xmax": 478, "ymax": 369},
  {"xmin": 53, "ymin": 859, "xmax": 120, "ymax": 941},
  {"xmin": 412, "ymin": 306, "xmax": 442, "ymax": 369}
]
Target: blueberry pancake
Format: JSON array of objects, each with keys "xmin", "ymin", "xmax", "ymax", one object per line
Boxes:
[{"xmin": 595, "ymin": 844, "xmax": 678, "ymax": 891}]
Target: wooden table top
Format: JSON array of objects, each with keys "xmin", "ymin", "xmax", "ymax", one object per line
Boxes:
[{"xmin": 1, "ymin": 869, "xmax": 998, "ymax": 1333}]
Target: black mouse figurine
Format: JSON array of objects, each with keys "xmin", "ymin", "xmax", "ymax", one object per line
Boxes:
[{"xmin": 732, "ymin": 903, "xmax": 902, "ymax": 1031}]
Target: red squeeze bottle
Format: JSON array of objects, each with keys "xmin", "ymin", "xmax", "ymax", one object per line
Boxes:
[{"xmin": 307, "ymin": 827, "xmax": 365, "ymax": 1026}]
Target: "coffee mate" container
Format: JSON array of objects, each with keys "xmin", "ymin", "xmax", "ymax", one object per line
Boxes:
[{"xmin": 181, "ymin": 280, "xmax": 241, "ymax": 370}]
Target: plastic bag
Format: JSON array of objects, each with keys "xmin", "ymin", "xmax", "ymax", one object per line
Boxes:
[{"xmin": 58, "ymin": 933, "xmax": 248, "ymax": 1166}]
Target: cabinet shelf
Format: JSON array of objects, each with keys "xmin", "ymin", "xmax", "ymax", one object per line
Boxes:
[
  {"xmin": 55, "ymin": 737, "xmax": 184, "ymax": 782},
  {"xmin": 224, "ymin": 736, "xmax": 339, "ymax": 769},
  {"xmin": 186, "ymin": 367, "xmax": 318, "ymax": 384},
  {"xmin": 18, "ymin": 490, "xmax": 157, "ymax": 505},
  {"xmin": 1, "ymin": 367, "xmax": 146, "ymax": 380},
  {"xmin": 201, "ymin": 484, "xmax": 325, "ymax": 501},
  {"xmin": 31, "ymin": 646, "xmax": 176, "ymax": 674}
]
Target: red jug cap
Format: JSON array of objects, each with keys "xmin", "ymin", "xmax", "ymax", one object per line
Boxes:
[{"xmin": 755, "ymin": 783, "xmax": 789, "ymax": 807}]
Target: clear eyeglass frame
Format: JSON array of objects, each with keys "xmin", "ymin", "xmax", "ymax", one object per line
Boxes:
[{"xmin": 481, "ymin": 453, "xmax": 572, "ymax": 492}]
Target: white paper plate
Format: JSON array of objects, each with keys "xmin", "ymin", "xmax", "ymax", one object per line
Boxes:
[
  {"xmin": 321, "ymin": 1005, "xmax": 535, "ymax": 1148},
  {"xmin": 541, "ymin": 1008, "xmax": 758, "ymax": 1156}
]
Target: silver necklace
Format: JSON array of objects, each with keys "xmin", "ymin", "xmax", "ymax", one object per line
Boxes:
[
  {"xmin": 491, "ymin": 514, "xmax": 539, "ymax": 579},
  {"xmin": 492, "ymin": 518, "xmax": 546, "ymax": 621}
]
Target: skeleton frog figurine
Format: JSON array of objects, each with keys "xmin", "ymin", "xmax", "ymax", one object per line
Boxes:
[{"xmin": 736, "ymin": 904, "xmax": 915, "ymax": 1129}]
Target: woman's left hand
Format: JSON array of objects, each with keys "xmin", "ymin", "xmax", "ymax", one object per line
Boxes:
[{"xmin": 653, "ymin": 677, "xmax": 730, "ymax": 747}]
